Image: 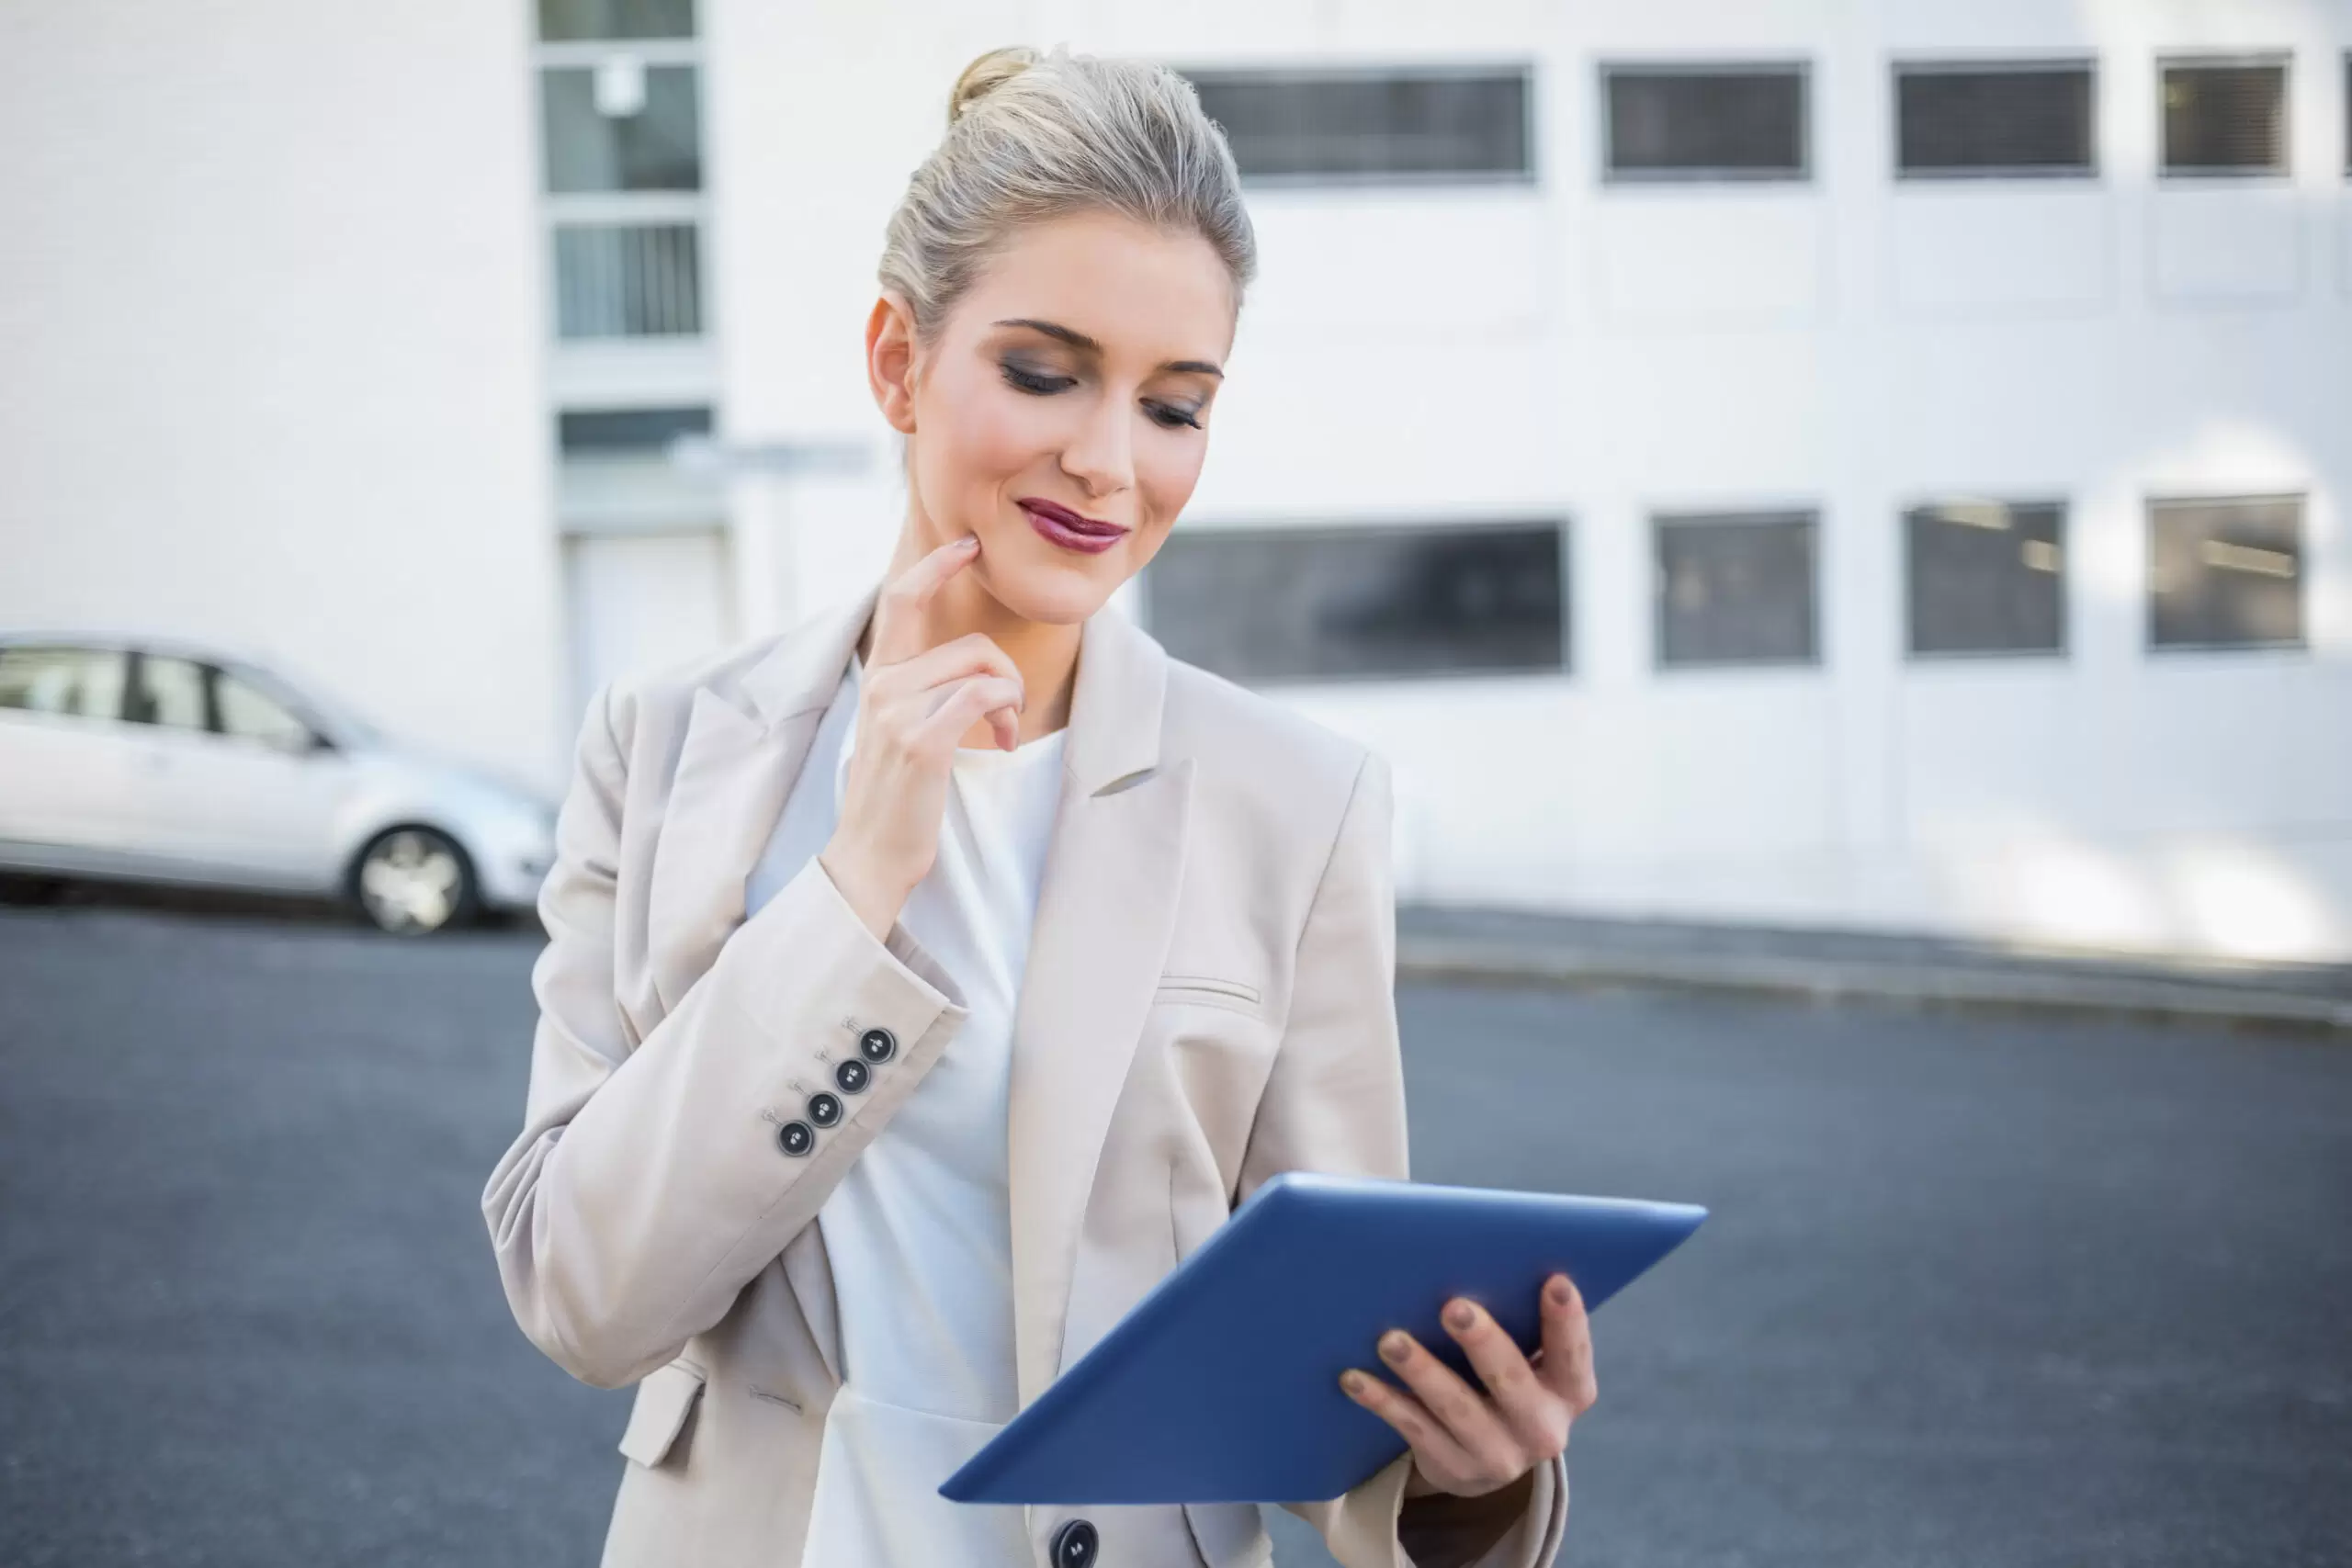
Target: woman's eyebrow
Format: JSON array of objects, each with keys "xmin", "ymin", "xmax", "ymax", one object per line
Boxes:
[{"xmin": 992, "ymin": 317, "xmax": 1224, "ymax": 379}]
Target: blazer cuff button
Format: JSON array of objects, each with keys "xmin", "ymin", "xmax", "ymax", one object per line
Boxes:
[
  {"xmin": 833, "ymin": 1058, "xmax": 871, "ymax": 1095},
  {"xmin": 1051, "ymin": 1519, "xmax": 1099, "ymax": 1568},
  {"xmin": 858, "ymin": 1026, "xmax": 898, "ymax": 1065},
  {"xmin": 776, "ymin": 1121, "xmax": 815, "ymax": 1157}
]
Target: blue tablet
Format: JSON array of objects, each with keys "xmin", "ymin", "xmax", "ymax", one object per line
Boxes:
[{"xmin": 940, "ymin": 1171, "xmax": 1707, "ymax": 1506}]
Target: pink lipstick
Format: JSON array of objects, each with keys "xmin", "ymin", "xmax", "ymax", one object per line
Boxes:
[{"xmin": 1019, "ymin": 498, "xmax": 1129, "ymax": 556}]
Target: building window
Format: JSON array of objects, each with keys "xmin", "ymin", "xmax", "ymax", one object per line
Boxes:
[
  {"xmin": 558, "ymin": 405, "xmax": 713, "ymax": 456},
  {"xmin": 1905, "ymin": 501, "xmax": 2066, "ymax": 658},
  {"xmin": 1182, "ymin": 67, "xmax": 1532, "ymax": 185},
  {"xmin": 554, "ymin": 223, "xmax": 702, "ymax": 338},
  {"xmin": 2148, "ymin": 496, "xmax": 2303, "ymax": 649},
  {"xmin": 1895, "ymin": 62, "xmax": 2096, "ymax": 178},
  {"xmin": 1141, "ymin": 523, "xmax": 1566, "ymax": 683},
  {"xmin": 535, "ymin": 2, "xmax": 704, "ymax": 343},
  {"xmin": 1655, "ymin": 512, "xmax": 1818, "ymax": 668},
  {"xmin": 542, "ymin": 63, "xmax": 702, "ymax": 191},
  {"xmin": 537, "ymin": 0, "xmax": 694, "ymax": 42},
  {"xmin": 1602, "ymin": 64, "xmax": 1809, "ymax": 182},
  {"xmin": 2161, "ymin": 60, "xmax": 2289, "ymax": 175}
]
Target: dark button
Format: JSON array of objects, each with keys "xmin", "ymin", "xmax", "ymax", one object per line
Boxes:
[
  {"xmin": 1050, "ymin": 1519, "xmax": 1098, "ymax": 1568},
  {"xmin": 859, "ymin": 1026, "xmax": 898, "ymax": 1065},
  {"xmin": 776, "ymin": 1121, "xmax": 815, "ymax": 1157},
  {"xmin": 806, "ymin": 1091, "xmax": 842, "ymax": 1129},
  {"xmin": 833, "ymin": 1058, "xmax": 871, "ymax": 1095}
]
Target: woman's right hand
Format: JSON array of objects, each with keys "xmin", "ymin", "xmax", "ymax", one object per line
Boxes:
[{"xmin": 818, "ymin": 535, "xmax": 1026, "ymax": 940}]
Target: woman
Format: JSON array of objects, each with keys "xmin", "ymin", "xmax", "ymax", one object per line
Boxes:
[{"xmin": 483, "ymin": 45, "xmax": 1595, "ymax": 1568}]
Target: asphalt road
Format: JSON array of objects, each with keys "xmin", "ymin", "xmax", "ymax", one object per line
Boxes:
[{"xmin": 2, "ymin": 900, "xmax": 2346, "ymax": 1567}]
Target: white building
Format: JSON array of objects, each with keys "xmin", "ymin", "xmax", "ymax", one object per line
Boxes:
[{"xmin": 7, "ymin": 1, "xmax": 2351, "ymax": 960}]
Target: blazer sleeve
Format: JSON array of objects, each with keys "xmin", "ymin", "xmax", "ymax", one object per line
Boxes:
[
  {"xmin": 480, "ymin": 681, "xmax": 970, "ymax": 1391},
  {"xmin": 1238, "ymin": 750, "xmax": 1569, "ymax": 1568}
]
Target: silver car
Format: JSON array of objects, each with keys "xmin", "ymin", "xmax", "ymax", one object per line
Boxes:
[{"xmin": 0, "ymin": 633, "xmax": 554, "ymax": 934}]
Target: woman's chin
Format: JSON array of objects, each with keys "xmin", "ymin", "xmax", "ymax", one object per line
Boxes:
[{"xmin": 978, "ymin": 550, "xmax": 1125, "ymax": 626}]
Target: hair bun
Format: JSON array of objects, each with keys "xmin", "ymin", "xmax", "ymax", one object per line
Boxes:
[{"xmin": 947, "ymin": 46, "xmax": 1040, "ymax": 126}]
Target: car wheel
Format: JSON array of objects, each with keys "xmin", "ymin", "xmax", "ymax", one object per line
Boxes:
[{"xmin": 350, "ymin": 827, "xmax": 479, "ymax": 935}]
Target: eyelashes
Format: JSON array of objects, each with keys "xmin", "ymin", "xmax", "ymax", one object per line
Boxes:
[
  {"xmin": 1000, "ymin": 362, "xmax": 1074, "ymax": 397},
  {"xmin": 998, "ymin": 360, "xmax": 1203, "ymax": 431}
]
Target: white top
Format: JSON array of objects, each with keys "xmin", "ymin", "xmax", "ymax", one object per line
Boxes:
[{"xmin": 744, "ymin": 651, "xmax": 1069, "ymax": 1567}]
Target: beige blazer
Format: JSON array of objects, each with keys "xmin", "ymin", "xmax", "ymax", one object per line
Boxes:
[{"xmin": 481, "ymin": 581, "xmax": 1568, "ymax": 1568}]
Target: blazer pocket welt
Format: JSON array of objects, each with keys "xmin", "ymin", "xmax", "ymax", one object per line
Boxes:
[{"xmin": 1152, "ymin": 974, "xmax": 1265, "ymax": 1018}]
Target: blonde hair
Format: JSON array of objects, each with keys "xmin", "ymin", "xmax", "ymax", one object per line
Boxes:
[{"xmin": 878, "ymin": 45, "xmax": 1258, "ymax": 340}]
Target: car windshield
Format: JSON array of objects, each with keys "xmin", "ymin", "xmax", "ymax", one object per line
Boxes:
[{"xmin": 284, "ymin": 676, "xmax": 383, "ymax": 747}]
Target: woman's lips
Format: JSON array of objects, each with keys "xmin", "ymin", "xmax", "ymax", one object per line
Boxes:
[{"xmin": 1018, "ymin": 498, "xmax": 1128, "ymax": 556}]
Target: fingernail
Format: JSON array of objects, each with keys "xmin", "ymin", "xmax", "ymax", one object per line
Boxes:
[
  {"xmin": 1379, "ymin": 1331, "xmax": 1411, "ymax": 1364},
  {"xmin": 1548, "ymin": 1276, "xmax": 1574, "ymax": 1307},
  {"xmin": 957, "ymin": 534, "xmax": 980, "ymax": 551},
  {"xmin": 1340, "ymin": 1371, "xmax": 1367, "ymax": 1396}
]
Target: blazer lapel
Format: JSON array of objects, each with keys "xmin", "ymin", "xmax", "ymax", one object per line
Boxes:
[
  {"xmin": 641, "ymin": 588, "xmax": 1190, "ymax": 1402},
  {"xmin": 1006, "ymin": 609, "xmax": 1193, "ymax": 1406},
  {"xmin": 642, "ymin": 585, "xmax": 880, "ymax": 1020}
]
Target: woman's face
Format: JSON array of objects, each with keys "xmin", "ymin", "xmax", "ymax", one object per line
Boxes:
[{"xmin": 869, "ymin": 210, "xmax": 1237, "ymax": 626}]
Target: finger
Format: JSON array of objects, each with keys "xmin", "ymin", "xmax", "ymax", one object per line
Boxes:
[
  {"xmin": 1373, "ymin": 1328, "xmax": 1520, "ymax": 1481},
  {"xmin": 911, "ymin": 676, "xmax": 1024, "ymax": 753},
  {"xmin": 891, "ymin": 632, "xmax": 1023, "ymax": 705},
  {"xmin": 1441, "ymin": 1297, "xmax": 1564, "ymax": 1459},
  {"xmin": 1534, "ymin": 1273, "xmax": 1597, "ymax": 1413},
  {"xmin": 1338, "ymin": 1369, "xmax": 1477, "ymax": 1487},
  {"xmin": 869, "ymin": 536, "xmax": 980, "ymax": 666}
]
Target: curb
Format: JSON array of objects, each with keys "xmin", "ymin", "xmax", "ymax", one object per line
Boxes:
[{"xmin": 1394, "ymin": 935, "xmax": 2352, "ymax": 1032}]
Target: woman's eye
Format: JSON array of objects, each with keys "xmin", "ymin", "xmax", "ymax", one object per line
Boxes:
[
  {"xmin": 1001, "ymin": 363, "xmax": 1076, "ymax": 396},
  {"xmin": 1147, "ymin": 402, "xmax": 1203, "ymax": 431}
]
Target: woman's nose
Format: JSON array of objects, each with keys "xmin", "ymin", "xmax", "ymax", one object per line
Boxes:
[{"xmin": 1057, "ymin": 400, "xmax": 1134, "ymax": 500}]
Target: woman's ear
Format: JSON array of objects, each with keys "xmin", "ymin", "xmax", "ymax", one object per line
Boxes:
[{"xmin": 865, "ymin": 293, "xmax": 920, "ymax": 435}]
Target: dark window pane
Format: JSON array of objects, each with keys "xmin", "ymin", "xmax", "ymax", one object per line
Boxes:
[
  {"xmin": 1186, "ymin": 70, "xmax": 1530, "ymax": 182},
  {"xmin": 1906, "ymin": 502, "xmax": 2066, "ymax": 656},
  {"xmin": 0, "ymin": 646, "xmax": 126, "ymax": 720},
  {"xmin": 554, "ymin": 224, "xmax": 701, "ymax": 338},
  {"xmin": 128, "ymin": 655, "xmax": 208, "ymax": 730},
  {"xmin": 2148, "ymin": 497, "xmax": 2303, "ymax": 649},
  {"xmin": 537, "ymin": 0, "xmax": 694, "ymax": 41},
  {"xmin": 1605, "ymin": 67, "xmax": 1807, "ymax": 178},
  {"xmin": 1897, "ymin": 65, "xmax": 2095, "ymax": 175},
  {"xmin": 2162, "ymin": 62, "xmax": 2287, "ymax": 173},
  {"xmin": 1143, "ymin": 523, "xmax": 1566, "ymax": 682},
  {"xmin": 1656, "ymin": 513, "xmax": 1818, "ymax": 666},
  {"xmin": 542, "ymin": 64, "xmax": 701, "ymax": 192},
  {"xmin": 558, "ymin": 405, "xmax": 712, "ymax": 454}
]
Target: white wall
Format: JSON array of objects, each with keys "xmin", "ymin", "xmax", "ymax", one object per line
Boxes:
[
  {"xmin": 706, "ymin": 0, "xmax": 2352, "ymax": 960},
  {"xmin": 0, "ymin": 0, "xmax": 565, "ymax": 790}
]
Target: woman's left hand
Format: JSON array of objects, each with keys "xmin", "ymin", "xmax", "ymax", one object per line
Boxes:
[{"xmin": 1339, "ymin": 1273, "xmax": 1596, "ymax": 1500}]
